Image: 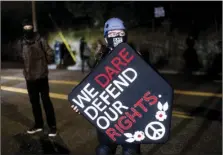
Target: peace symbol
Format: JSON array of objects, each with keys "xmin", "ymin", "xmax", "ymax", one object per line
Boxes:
[{"xmin": 144, "ymin": 121, "xmax": 166, "ymax": 140}]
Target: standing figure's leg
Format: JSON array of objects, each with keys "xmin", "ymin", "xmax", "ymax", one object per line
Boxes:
[
  {"xmin": 26, "ymin": 79, "xmax": 44, "ymax": 134},
  {"xmin": 96, "ymin": 130, "xmax": 117, "ymax": 155},
  {"xmin": 39, "ymin": 77, "xmax": 57, "ymax": 137},
  {"xmin": 122, "ymin": 144, "xmax": 141, "ymax": 155},
  {"xmin": 81, "ymin": 58, "xmax": 85, "ymax": 74}
]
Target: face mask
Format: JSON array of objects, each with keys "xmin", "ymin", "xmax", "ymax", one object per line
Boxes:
[
  {"xmin": 105, "ymin": 37, "xmax": 122, "ymax": 48},
  {"xmin": 24, "ymin": 30, "xmax": 34, "ymax": 39},
  {"xmin": 105, "ymin": 30, "xmax": 127, "ymax": 49},
  {"xmin": 23, "ymin": 25, "xmax": 34, "ymax": 39}
]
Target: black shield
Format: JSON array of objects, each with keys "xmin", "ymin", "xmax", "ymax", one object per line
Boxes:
[{"xmin": 68, "ymin": 43, "xmax": 173, "ymax": 144}]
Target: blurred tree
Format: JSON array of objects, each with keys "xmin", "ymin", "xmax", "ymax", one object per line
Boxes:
[
  {"xmin": 108, "ymin": 2, "xmax": 138, "ymax": 28},
  {"xmin": 64, "ymin": 2, "xmax": 108, "ymax": 27}
]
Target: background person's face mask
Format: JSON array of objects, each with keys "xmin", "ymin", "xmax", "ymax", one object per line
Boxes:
[{"xmin": 23, "ymin": 25, "xmax": 34, "ymax": 39}]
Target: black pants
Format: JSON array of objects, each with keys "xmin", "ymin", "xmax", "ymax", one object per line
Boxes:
[
  {"xmin": 81, "ymin": 56, "xmax": 90, "ymax": 73},
  {"xmin": 96, "ymin": 130, "xmax": 141, "ymax": 155},
  {"xmin": 26, "ymin": 77, "xmax": 56, "ymax": 128}
]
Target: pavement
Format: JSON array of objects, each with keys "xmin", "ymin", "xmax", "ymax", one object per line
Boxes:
[{"xmin": 1, "ymin": 68, "xmax": 222, "ymax": 155}]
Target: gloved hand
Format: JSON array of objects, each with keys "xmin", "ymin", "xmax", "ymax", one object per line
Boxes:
[{"xmin": 71, "ymin": 105, "xmax": 80, "ymax": 114}]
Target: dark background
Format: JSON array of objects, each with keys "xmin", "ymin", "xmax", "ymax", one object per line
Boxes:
[
  {"xmin": 1, "ymin": 1, "xmax": 222, "ymax": 74},
  {"xmin": 1, "ymin": 1, "xmax": 222, "ymax": 43}
]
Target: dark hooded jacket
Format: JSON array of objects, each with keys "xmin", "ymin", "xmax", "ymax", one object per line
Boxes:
[{"xmin": 18, "ymin": 33, "xmax": 54, "ymax": 80}]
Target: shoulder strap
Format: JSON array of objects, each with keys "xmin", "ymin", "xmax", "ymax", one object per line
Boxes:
[
  {"xmin": 21, "ymin": 42, "xmax": 23, "ymax": 52},
  {"xmin": 38, "ymin": 37, "xmax": 49, "ymax": 63},
  {"xmin": 19, "ymin": 39, "xmax": 26, "ymax": 70},
  {"xmin": 21, "ymin": 38, "xmax": 25, "ymax": 51},
  {"xmin": 37, "ymin": 37, "xmax": 44, "ymax": 52}
]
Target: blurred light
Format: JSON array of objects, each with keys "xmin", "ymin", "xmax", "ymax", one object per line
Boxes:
[
  {"xmin": 154, "ymin": 7, "xmax": 165, "ymax": 18},
  {"xmin": 94, "ymin": 19, "xmax": 99, "ymax": 26}
]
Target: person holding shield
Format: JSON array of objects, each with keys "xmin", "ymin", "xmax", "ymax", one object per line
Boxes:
[{"xmin": 71, "ymin": 18, "xmax": 141, "ymax": 155}]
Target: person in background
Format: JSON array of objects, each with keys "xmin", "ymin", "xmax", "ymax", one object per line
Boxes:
[
  {"xmin": 183, "ymin": 35, "xmax": 200, "ymax": 75},
  {"xmin": 72, "ymin": 18, "xmax": 141, "ymax": 155},
  {"xmin": 60, "ymin": 42, "xmax": 71, "ymax": 67},
  {"xmin": 86, "ymin": 39, "xmax": 105, "ymax": 70},
  {"xmin": 207, "ymin": 40, "xmax": 222, "ymax": 79},
  {"xmin": 79, "ymin": 37, "xmax": 91, "ymax": 74},
  {"xmin": 18, "ymin": 19, "xmax": 57, "ymax": 137},
  {"xmin": 92, "ymin": 39, "xmax": 106, "ymax": 65},
  {"xmin": 95, "ymin": 39, "xmax": 104, "ymax": 54},
  {"xmin": 54, "ymin": 40, "xmax": 62, "ymax": 66}
]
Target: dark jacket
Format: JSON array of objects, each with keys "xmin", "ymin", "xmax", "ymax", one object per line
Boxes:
[
  {"xmin": 93, "ymin": 42, "xmax": 139, "ymax": 68},
  {"xmin": 92, "ymin": 44, "xmax": 110, "ymax": 68},
  {"xmin": 18, "ymin": 33, "xmax": 54, "ymax": 80}
]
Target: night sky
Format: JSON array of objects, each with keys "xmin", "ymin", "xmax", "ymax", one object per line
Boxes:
[{"xmin": 1, "ymin": 1, "xmax": 222, "ymax": 43}]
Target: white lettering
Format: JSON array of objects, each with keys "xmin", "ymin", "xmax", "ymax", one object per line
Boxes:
[
  {"xmin": 112, "ymin": 101, "xmax": 129, "ymax": 115},
  {"xmin": 72, "ymin": 90, "xmax": 91, "ymax": 108},
  {"xmin": 113, "ymin": 75, "xmax": 129, "ymax": 92},
  {"xmin": 99, "ymin": 91, "xmax": 111, "ymax": 105},
  {"xmin": 97, "ymin": 116, "xmax": 110, "ymax": 129},
  {"xmin": 104, "ymin": 107, "xmax": 119, "ymax": 121},
  {"xmin": 105, "ymin": 84, "xmax": 121, "ymax": 99},
  {"xmin": 92, "ymin": 98, "xmax": 107, "ymax": 112},
  {"xmin": 83, "ymin": 83, "xmax": 99, "ymax": 98},
  {"xmin": 122, "ymin": 68, "xmax": 137, "ymax": 83},
  {"xmin": 84, "ymin": 106, "xmax": 98, "ymax": 120}
]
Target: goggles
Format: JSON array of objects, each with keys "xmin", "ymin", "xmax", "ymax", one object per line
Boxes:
[
  {"xmin": 23, "ymin": 25, "xmax": 33, "ymax": 30},
  {"xmin": 107, "ymin": 30, "xmax": 125, "ymax": 38}
]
